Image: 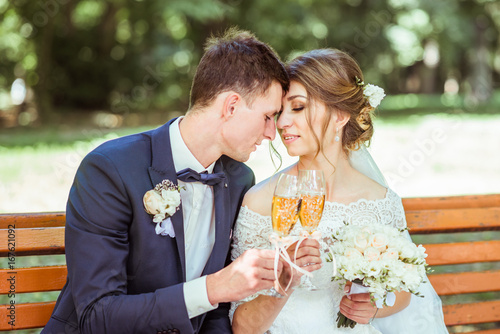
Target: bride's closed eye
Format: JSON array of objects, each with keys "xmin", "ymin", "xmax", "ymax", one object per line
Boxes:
[{"xmin": 292, "ymin": 105, "xmax": 305, "ymax": 112}]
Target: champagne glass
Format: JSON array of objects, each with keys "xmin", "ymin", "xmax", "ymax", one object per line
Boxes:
[
  {"xmin": 272, "ymin": 174, "xmax": 299, "ymax": 238},
  {"xmin": 271, "ymin": 174, "xmax": 300, "ymax": 294},
  {"xmin": 297, "ymin": 169, "xmax": 326, "ymax": 290}
]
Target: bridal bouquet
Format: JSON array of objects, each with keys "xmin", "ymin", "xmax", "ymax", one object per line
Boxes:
[{"xmin": 327, "ymin": 223, "xmax": 429, "ymax": 328}]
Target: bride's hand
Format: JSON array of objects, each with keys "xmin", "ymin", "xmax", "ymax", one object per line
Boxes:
[
  {"xmin": 339, "ymin": 282, "xmax": 378, "ymax": 324},
  {"xmin": 276, "ymin": 238, "xmax": 322, "ymax": 293}
]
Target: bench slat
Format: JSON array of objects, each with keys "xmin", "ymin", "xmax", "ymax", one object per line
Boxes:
[
  {"xmin": 0, "ymin": 227, "xmax": 65, "ymax": 256},
  {"xmin": 444, "ymin": 300, "xmax": 500, "ymax": 326},
  {"xmin": 465, "ymin": 330, "xmax": 500, "ymax": 334},
  {"xmin": 429, "ymin": 270, "xmax": 500, "ymax": 295},
  {"xmin": 402, "ymin": 194, "xmax": 500, "ymax": 210},
  {"xmin": 425, "ymin": 240, "xmax": 500, "ymax": 266},
  {"xmin": 406, "ymin": 207, "xmax": 500, "ymax": 234},
  {"xmin": 0, "ymin": 266, "xmax": 67, "ymax": 294},
  {"xmin": 0, "ymin": 301, "xmax": 55, "ymax": 330},
  {"xmin": 0, "ymin": 213, "xmax": 65, "ymax": 229}
]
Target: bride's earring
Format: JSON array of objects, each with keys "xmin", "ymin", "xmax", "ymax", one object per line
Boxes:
[{"xmin": 335, "ymin": 127, "xmax": 340, "ymax": 142}]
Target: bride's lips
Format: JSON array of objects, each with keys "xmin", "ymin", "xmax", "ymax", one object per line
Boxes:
[{"xmin": 282, "ymin": 133, "xmax": 299, "ymax": 145}]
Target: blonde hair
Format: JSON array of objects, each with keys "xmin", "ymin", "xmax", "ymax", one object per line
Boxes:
[{"xmin": 285, "ymin": 49, "xmax": 375, "ymax": 155}]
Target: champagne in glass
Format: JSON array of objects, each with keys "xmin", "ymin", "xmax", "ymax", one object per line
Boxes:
[
  {"xmin": 298, "ymin": 193, "xmax": 326, "ymax": 234},
  {"xmin": 272, "ymin": 174, "xmax": 299, "ymax": 237},
  {"xmin": 297, "ymin": 169, "xmax": 326, "ymax": 290}
]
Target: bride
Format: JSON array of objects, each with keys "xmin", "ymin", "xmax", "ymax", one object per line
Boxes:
[{"xmin": 229, "ymin": 49, "xmax": 448, "ymax": 333}]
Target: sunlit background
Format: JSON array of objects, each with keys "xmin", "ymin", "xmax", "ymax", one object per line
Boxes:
[{"xmin": 1, "ymin": 0, "xmax": 499, "ymax": 212}]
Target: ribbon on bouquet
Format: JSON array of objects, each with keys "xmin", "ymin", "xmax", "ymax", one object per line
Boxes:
[
  {"xmin": 269, "ymin": 233, "xmax": 312, "ymax": 295},
  {"xmin": 349, "ymin": 282, "xmax": 396, "ymax": 308}
]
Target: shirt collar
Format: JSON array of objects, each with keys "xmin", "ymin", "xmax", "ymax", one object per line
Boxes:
[{"xmin": 169, "ymin": 117, "xmax": 215, "ymax": 174}]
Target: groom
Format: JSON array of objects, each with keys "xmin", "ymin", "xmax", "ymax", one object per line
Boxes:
[{"xmin": 43, "ymin": 28, "xmax": 289, "ymax": 334}]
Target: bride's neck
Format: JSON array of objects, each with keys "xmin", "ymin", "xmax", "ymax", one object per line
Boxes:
[{"xmin": 297, "ymin": 148, "xmax": 355, "ymax": 201}]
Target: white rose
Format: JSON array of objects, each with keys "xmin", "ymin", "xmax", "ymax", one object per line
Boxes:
[
  {"xmin": 360, "ymin": 226, "xmax": 373, "ymax": 235},
  {"xmin": 389, "ymin": 236, "xmax": 408, "ymax": 250},
  {"xmin": 345, "ymin": 248, "xmax": 363, "ymax": 259},
  {"xmin": 143, "ymin": 190, "xmax": 166, "ymax": 215},
  {"xmin": 363, "ymin": 84, "xmax": 386, "ymax": 108},
  {"xmin": 381, "ymin": 247, "xmax": 399, "ymax": 260},
  {"xmin": 364, "ymin": 247, "xmax": 381, "ymax": 262},
  {"xmin": 354, "ymin": 232, "xmax": 370, "ymax": 252},
  {"xmin": 400, "ymin": 243, "xmax": 418, "ymax": 260},
  {"xmin": 370, "ymin": 233, "xmax": 389, "ymax": 252},
  {"xmin": 161, "ymin": 189, "xmax": 181, "ymax": 207}
]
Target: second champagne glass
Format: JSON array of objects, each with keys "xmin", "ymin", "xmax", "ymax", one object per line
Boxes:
[{"xmin": 297, "ymin": 169, "xmax": 326, "ymax": 290}]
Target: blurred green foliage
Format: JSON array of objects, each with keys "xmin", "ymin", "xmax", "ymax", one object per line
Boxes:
[{"xmin": 0, "ymin": 0, "xmax": 499, "ymax": 123}]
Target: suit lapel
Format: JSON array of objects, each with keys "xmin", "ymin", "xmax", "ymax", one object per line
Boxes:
[{"xmin": 147, "ymin": 119, "xmax": 186, "ymax": 282}]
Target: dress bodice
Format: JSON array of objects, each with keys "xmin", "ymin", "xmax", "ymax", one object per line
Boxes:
[{"xmin": 229, "ymin": 188, "xmax": 407, "ymax": 334}]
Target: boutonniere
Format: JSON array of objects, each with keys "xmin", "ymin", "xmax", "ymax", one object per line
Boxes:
[{"xmin": 143, "ymin": 180, "xmax": 183, "ymax": 237}]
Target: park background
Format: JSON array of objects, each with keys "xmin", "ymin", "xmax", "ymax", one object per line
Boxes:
[{"xmin": 0, "ymin": 0, "xmax": 499, "ymax": 333}]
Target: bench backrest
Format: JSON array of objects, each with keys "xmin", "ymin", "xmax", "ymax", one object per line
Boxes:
[
  {"xmin": 0, "ymin": 213, "xmax": 66, "ymax": 330},
  {"xmin": 1, "ymin": 194, "xmax": 499, "ymax": 331},
  {"xmin": 402, "ymin": 194, "xmax": 500, "ymax": 333}
]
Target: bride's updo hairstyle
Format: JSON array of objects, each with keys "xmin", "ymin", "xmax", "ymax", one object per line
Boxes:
[{"xmin": 286, "ymin": 49, "xmax": 375, "ymax": 155}]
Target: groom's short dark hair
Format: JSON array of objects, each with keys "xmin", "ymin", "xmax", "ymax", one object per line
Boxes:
[{"xmin": 189, "ymin": 27, "xmax": 289, "ymax": 110}]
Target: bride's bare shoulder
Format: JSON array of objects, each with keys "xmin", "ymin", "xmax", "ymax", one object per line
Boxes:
[
  {"xmin": 241, "ymin": 175, "xmax": 278, "ymax": 216},
  {"xmin": 354, "ymin": 169, "xmax": 388, "ymax": 200},
  {"xmin": 242, "ymin": 165, "xmax": 296, "ymax": 216}
]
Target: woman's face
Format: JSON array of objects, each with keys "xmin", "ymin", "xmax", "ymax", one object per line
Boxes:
[{"xmin": 277, "ymin": 81, "xmax": 335, "ymax": 157}]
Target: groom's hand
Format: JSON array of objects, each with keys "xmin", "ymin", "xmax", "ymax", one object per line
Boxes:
[{"xmin": 206, "ymin": 249, "xmax": 281, "ymax": 305}]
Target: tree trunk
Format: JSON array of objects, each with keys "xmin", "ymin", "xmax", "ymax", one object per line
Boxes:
[
  {"xmin": 469, "ymin": 14, "xmax": 493, "ymax": 104},
  {"xmin": 33, "ymin": 14, "xmax": 56, "ymax": 123}
]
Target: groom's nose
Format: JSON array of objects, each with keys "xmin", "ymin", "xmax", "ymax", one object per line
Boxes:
[{"xmin": 263, "ymin": 119, "xmax": 276, "ymax": 141}]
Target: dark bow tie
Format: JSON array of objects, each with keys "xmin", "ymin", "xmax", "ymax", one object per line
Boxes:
[{"xmin": 176, "ymin": 168, "xmax": 226, "ymax": 186}]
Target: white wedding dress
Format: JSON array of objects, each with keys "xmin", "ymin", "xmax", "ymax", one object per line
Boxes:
[
  {"xmin": 230, "ymin": 189, "xmax": 404, "ymax": 334},
  {"xmin": 229, "ymin": 146, "xmax": 448, "ymax": 334}
]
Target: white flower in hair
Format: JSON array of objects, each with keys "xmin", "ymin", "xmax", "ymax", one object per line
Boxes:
[{"xmin": 363, "ymin": 84, "xmax": 386, "ymax": 108}]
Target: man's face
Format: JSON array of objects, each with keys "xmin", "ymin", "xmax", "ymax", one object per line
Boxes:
[{"xmin": 222, "ymin": 81, "xmax": 283, "ymax": 162}]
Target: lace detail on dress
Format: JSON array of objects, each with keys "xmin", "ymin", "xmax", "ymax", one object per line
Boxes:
[
  {"xmin": 321, "ymin": 189, "xmax": 407, "ymax": 230},
  {"xmin": 229, "ymin": 188, "xmax": 405, "ymax": 333}
]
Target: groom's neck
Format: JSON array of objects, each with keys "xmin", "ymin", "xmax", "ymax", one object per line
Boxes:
[{"xmin": 178, "ymin": 112, "xmax": 222, "ymax": 169}]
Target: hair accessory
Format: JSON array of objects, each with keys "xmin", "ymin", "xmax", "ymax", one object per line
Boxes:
[
  {"xmin": 355, "ymin": 76, "xmax": 385, "ymax": 108},
  {"xmin": 335, "ymin": 127, "xmax": 340, "ymax": 142},
  {"xmin": 355, "ymin": 76, "xmax": 364, "ymax": 86}
]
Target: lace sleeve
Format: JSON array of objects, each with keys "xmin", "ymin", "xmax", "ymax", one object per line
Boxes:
[
  {"xmin": 385, "ymin": 189, "xmax": 408, "ymax": 230},
  {"xmin": 229, "ymin": 206, "xmax": 274, "ymax": 323},
  {"xmin": 231, "ymin": 206, "xmax": 273, "ymax": 260}
]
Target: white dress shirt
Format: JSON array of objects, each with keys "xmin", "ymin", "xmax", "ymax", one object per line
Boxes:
[{"xmin": 169, "ymin": 117, "xmax": 218, "ymax": 319}]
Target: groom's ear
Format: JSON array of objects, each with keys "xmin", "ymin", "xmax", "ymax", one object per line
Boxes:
[{"xmin": 222, "ymin": 92, "xmax": 241, "ymax": 120}]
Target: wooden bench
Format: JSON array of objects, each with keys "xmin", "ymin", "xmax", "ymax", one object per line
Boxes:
[{"xmin": 0, "ymin": 194, "xmax": 499, "ymax": 332}]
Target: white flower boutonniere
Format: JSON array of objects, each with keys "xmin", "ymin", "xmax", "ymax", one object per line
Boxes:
[{"xmin": 143, "ymin": 180, "xmax": 182, "ymax": 237}]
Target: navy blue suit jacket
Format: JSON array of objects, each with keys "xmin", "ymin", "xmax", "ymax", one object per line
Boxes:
[{"xmin": 42, "ymin": 119, "xmax": 255, "ymax": 334}]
